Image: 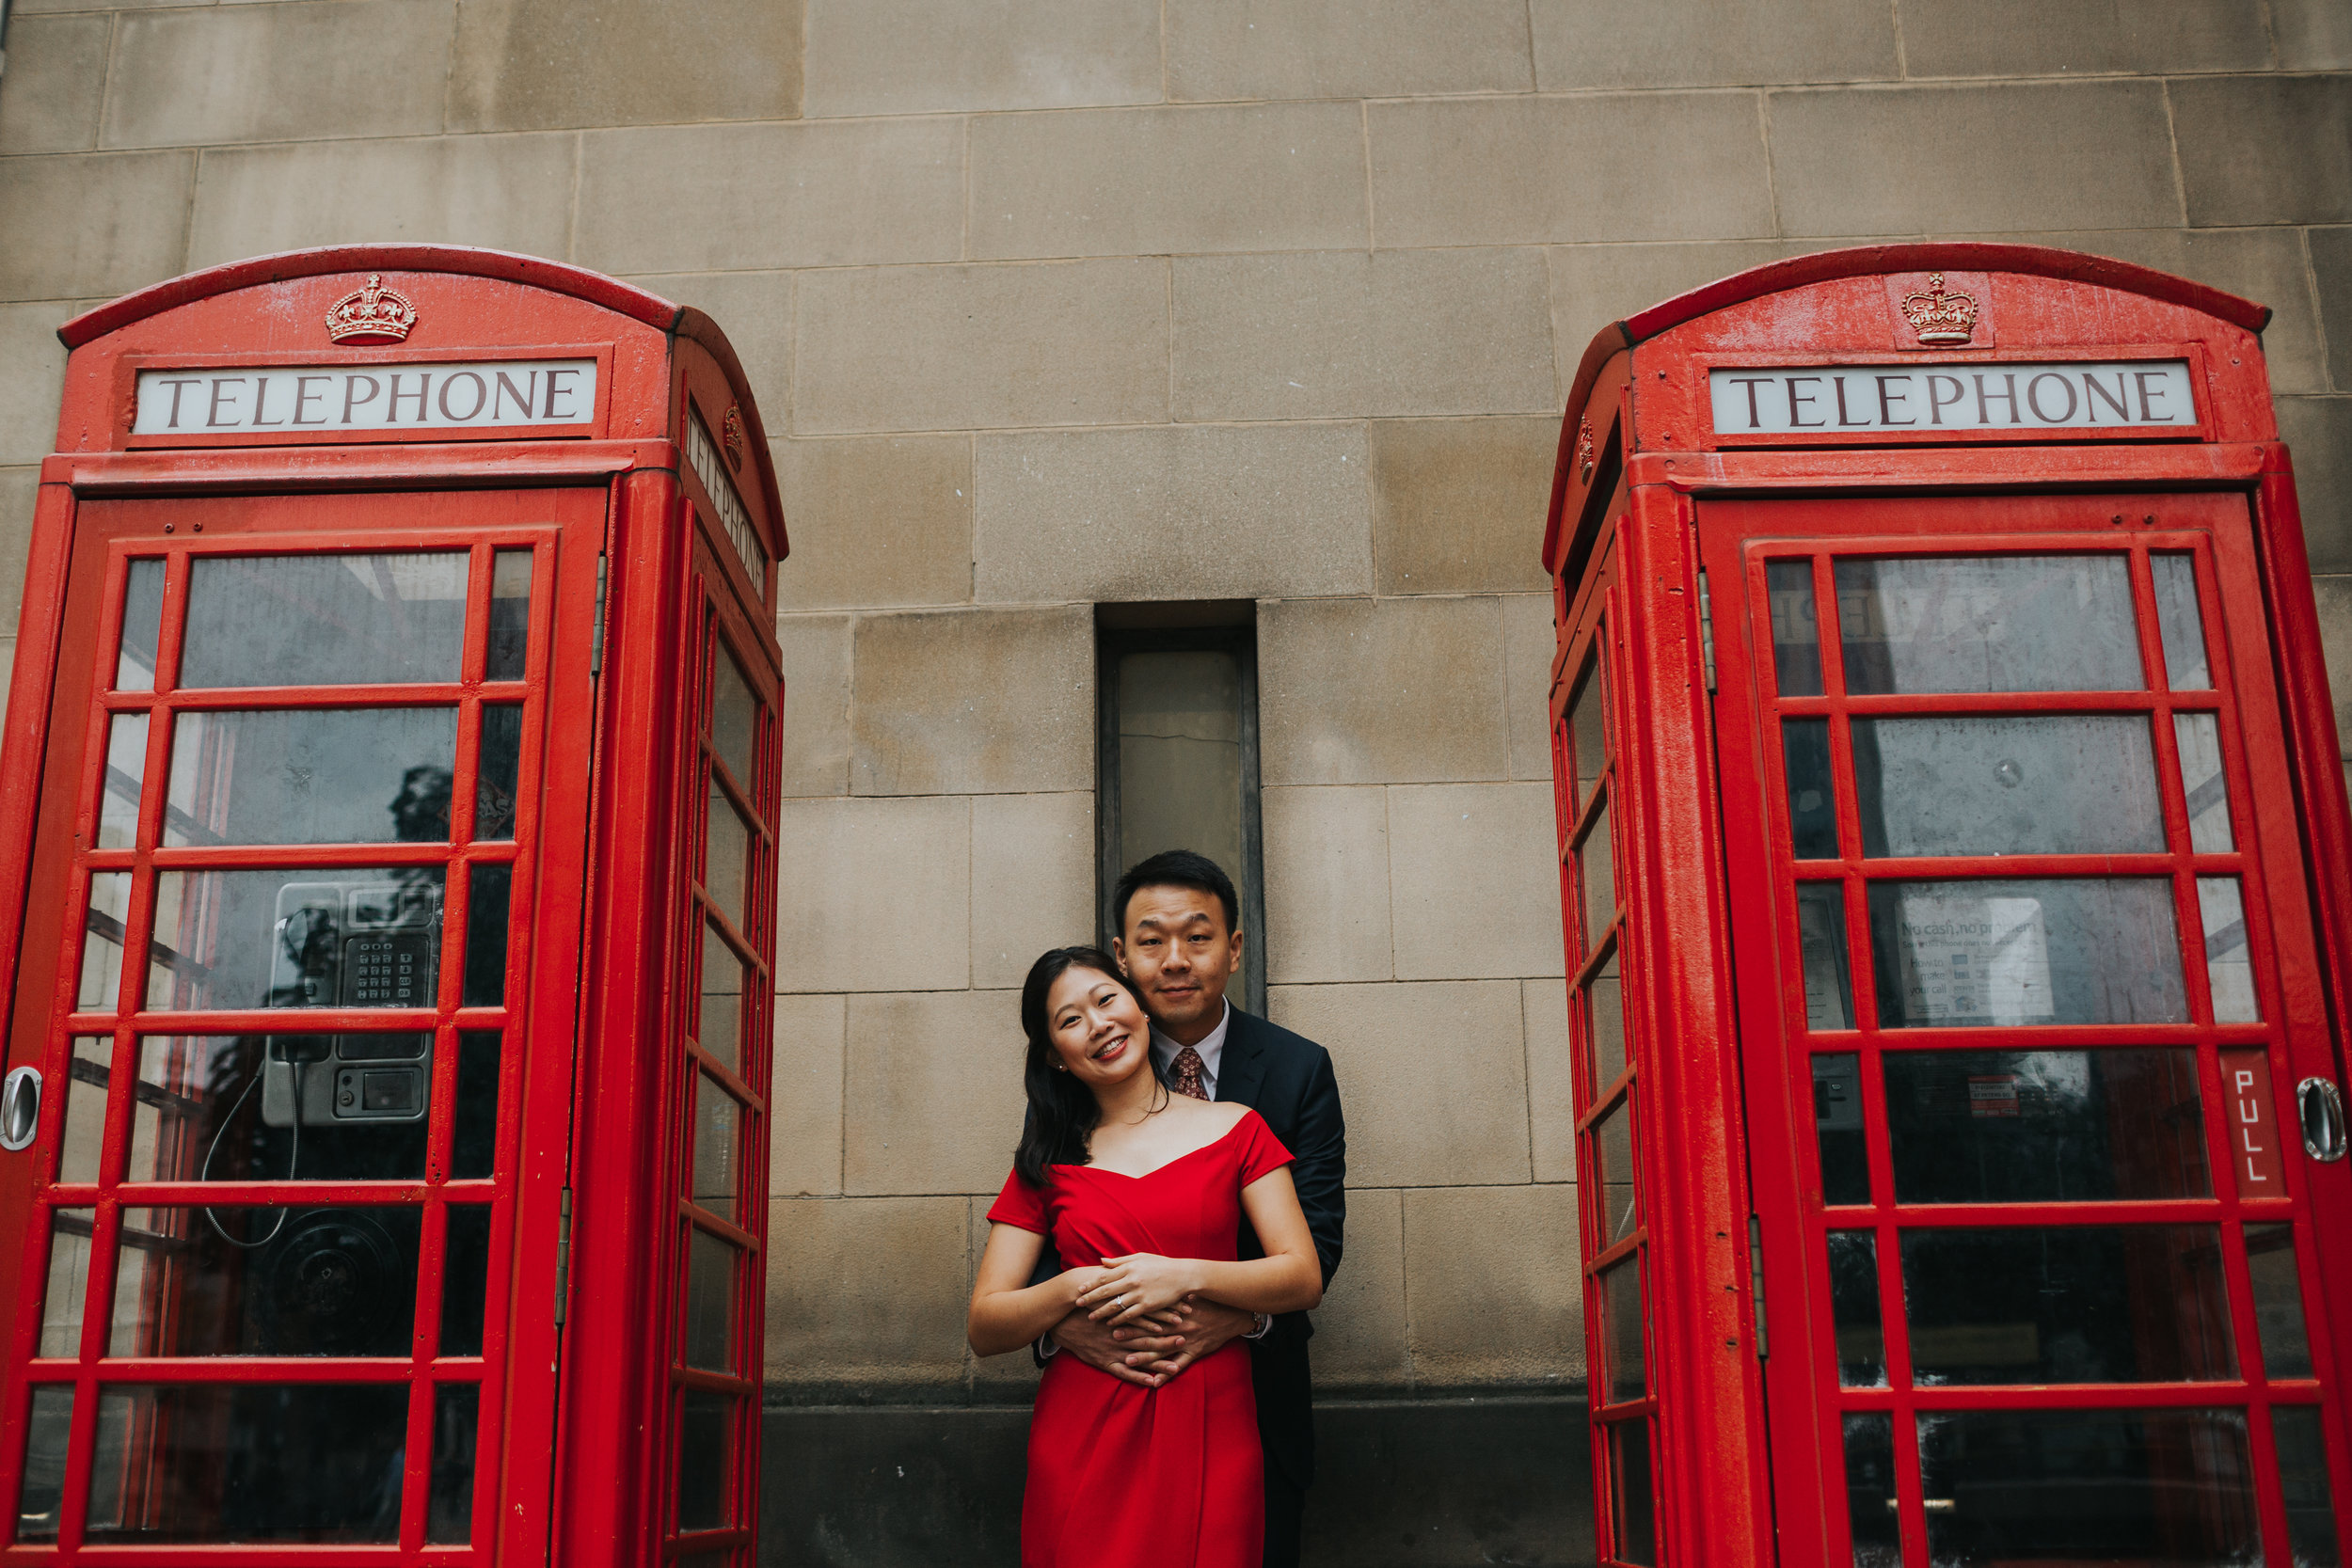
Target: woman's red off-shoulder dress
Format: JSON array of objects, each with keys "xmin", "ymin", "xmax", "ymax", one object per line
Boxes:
[{"xmin": 987, "ymin": 1110, "xmax": 1295, "ymax": 1568}]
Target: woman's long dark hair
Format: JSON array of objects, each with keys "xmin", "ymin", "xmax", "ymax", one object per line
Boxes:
[{"xmin": 1014, "ymin": 946, "xmax": 1164, "ymax": 1186}]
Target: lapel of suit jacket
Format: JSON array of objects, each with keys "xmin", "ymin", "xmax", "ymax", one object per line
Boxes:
[{"xmin": 1216, "ymin": 1006, "xmax": 1272, "ymax": 1110}]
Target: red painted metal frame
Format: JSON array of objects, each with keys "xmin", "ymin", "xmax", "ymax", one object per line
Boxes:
[
  {"xmin": 1706, "ymin": 498, "xmax": 2352, "ymax": 1565},
  {"xmin": 0, "ymin": 489, "xmax": 597, "ymax": 1564},
  {"xmin": 653, "ymin": 527, "xmax": 778, "ymax": 1563},
  {"xmin": 1541, "ymin": 245, "xmax": 2352, "ymax": 1566},
  {"xmin": 0, "ymin": 248, "xmax": 788, "ymax": 1567}
]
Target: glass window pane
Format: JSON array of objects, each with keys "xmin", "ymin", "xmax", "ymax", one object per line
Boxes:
[
  {"xmin": 1784, "ymin": 718, "xmax": 1838, "ymax": 859},
  {"xmin": 2153, "ymin": 553, "xmax": 2212, "ymax": 691},
  {"xmin": 1836, "ymin": 555, "xmax": 2142, "ymax": 694},
  {"xmin": 1568, "ymin": 651, "xmax": 1611, "ymax": 805},
  {"xmin": 705, "ymin": 783, "xmax": 751, "ymax": 934},
  {"xmin": 80, "ymin": 871, "xmax": 132, "ymax": 1012},
  {"xmin": 1841, "ymin": 1413, "xmax": 1900, "ymax": 1568},
  {"xmin": 1853, "ymin": 715, "xmax": 2165, "ymax": 857},
  {"xmin": 2196, "ymin": 877, "xmax": 2259, "ymax": 1023},
  {"xmin": 1797, "ymin": 883, "xmax": 1854, "ymax": 1029},
  {"xmin": 131, "ymin": 1035, "xmax": 428, "ymax": 1183},
  {"xmin": 40, "ymin": 1210, "xmax": 92, "ymax": 1358},
  {"xmin": 108, "ymin": 1205, "xmax": 419, "ymax": 1357},
  {"xmin": 2174, "ymin": 712, "xmax": 2233, "ymax": 852},
  {"xmin": 427, "ymin": 1384, "xmax": 479, "ymax": 1544},
  {"xmin": 450, "ymin": 1031, "xmax": 501, "ymax": 1181},
  {"xmin": 1915, "ymin": 1409, "xmax": 2255, "ymax": 1566},
  {"xmin": 1828, "ymin": 1230, "xmax": 1884, "ymax": 1386},
  {"xmin": 676, "ymin": 1390, "xmax": 734, "ymax": 1531},
  {"xmin": 462, "ymin": 863, "xmax": 512, "ymax": 1009},
  {"xmin": 1600, "ymin": 1257, "xmax": 1646, "ymax": 1403},
  {"xmin": 1815, "ymin": 1053, "xmax": 1869, "ymax": 1205},
  {"xmin": 1587, "ymin": 948, "xmax": 1628, "ymax": 1089},
  {"xmin": 1766, "ymin": 560, "xmax": 1824, "ymax": 697},
  {"xmin": 181, "ymin": 553, "xmax": 468, "ymax": 689},
  {"xmin": 685, "ymin": 1227, "xmax": 739, "ymax": 1372},
  {"xmin": 2273, "ymin": 1406, "xmax": 2342, "ymax": 1566},
  {"xmin": 116, "ymin": 559, "xmax": 165, "ymax": 691},
  {"xmin": 2247, "ymin": 1223, "xmax": 2313, "ymax": 1380},
  {"xmin": 485, "ymin": 550, "xmax": 531, "ymax": 682},
  {"xmin": 1610, "ymin": 1421, "xmax": 1658, "ymax": 1566},
  {"xmin": 1591, "ymin": 1097, "xmax": 1638, "ymax": 1247},
  {"xmin": 1901, "ymin": 1225, "xmax": 2234, "ymax": 1385},
  {"xmin": 146, "ymin": 869, "xmax": 442, "ymax": 1013},
  {"xmin": 165, "ymin": 708, "xmax": 457, "ymax": 847},
  {"xmin": 700, "ymin": 923, "xmax": 744, "ymax": 1076},
  {"xmin": 710, "ymin": 648, "xmax": 757, "ymax": 786},
  {"xmin": 476, "ymin": 705, "xmax": 522, "ymax": 840},
  {"xmin": 99, "ymin": 712, "xmax": 149, "ymax": 849},
  {"xmin": 692, "ymin": 1076, "xmax": 740, "ymax": 1225},
  {"xmin": 1867, "ymin": 878, "xmax": 2185, "ymax": 1028},
  {"xmin": 59, "ymin": 1036, "xmax": 110, "ymax": 1184},
  {"xmin": 1886, "ymin": 1049, "xmax": 2210, "ymax": 1204},
  {"xmin": 1116, "ymin": 648, "xmax": 1247, "ymax": 1000},
  {"xmin": 440, "ymin": 1205, "xmax": 493, "ymax": 1358},
  {"xmin": 16, "ymin": 1385, "xmax": 72, "ymax": 1542},
  {"xmin": 84, "ymin": 1384, "xmax": 409, "ymax": 1543},
  {"xmin": 1579, "ymin": 800, "xmax": 1615, "ymax": 952}
]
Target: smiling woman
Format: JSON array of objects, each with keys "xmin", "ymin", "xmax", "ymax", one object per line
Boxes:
[{"xmin": 966, "ymin": 947, "xmax": 1321, "ymax": 1568}]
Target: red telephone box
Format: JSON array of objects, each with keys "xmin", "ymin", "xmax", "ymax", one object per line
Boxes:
[
  {"xmin": 0, "ymin": 245, "xmax": 785, "ymax": 1564},
  {"xmin": 1545, "ymin": 244, "xmax": 2352, "ymax": 1567}
]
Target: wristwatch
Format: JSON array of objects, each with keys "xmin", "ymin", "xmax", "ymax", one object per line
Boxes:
[{"xmin": 1247, "ymin": 1313, "xmax": 1274, "ymax": 1340}]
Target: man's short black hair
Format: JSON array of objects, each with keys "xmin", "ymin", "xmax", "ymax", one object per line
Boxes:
[{"xmin": 1111, "ymin": 849, "xmax": 1239, "ymax": 937}]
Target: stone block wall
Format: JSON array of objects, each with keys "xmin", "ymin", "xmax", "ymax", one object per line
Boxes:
[{"xmin": 2, "ymin": 0, "xmax": 2348, "ymax": 1504}]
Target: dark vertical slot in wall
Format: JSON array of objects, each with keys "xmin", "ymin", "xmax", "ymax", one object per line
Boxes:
[{"xmin": 1095, "ymin": 602, "xmax": 1267, "ymax": 1020}]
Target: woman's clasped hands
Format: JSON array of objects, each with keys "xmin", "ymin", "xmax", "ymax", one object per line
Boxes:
[{"xmin": 1072, "ymin": 1253, "xmax": 1204, "ymax": 1333}]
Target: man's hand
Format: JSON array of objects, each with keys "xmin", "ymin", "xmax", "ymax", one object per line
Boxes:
[
  {"xmin": 1047, "ymin": 1307, "xmax": 1188, "ymax": 1388},
  {"xmin": 1138, "ymin": 1298, "xmax": 1258, "ymax": 1382}
]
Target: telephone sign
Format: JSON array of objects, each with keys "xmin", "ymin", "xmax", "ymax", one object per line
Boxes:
[
  {"xmin": 132, "ymin": 358, "xmax": 600, "ymax": 436},
  {"xmin": 1708, "ymin": 358, "xmax": 2199, "ymax": 436},
  {"xmin": 1544, "ymin": 244, "xmax": 2352, "ymax": 1568},
  {"xmin": 0, "ymin": 246, "xmax": 786, "ymax": 1566}
]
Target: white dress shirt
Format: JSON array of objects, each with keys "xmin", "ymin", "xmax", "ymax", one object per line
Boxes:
[{"xmin": 1151, "ymin": 1001, "xmax": 1232, "ymax": 1099}]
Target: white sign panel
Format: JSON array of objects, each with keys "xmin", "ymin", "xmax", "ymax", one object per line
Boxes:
[
  {"xmin": 1887, "ymin": 890, "xmax": 2055, "ymax": 1026},
  {"xmin": 134, "ymin": 359, "xmax": 598, "ymax": 436},
  {"xmin": 685, "ymin": 410, "xmax": 768, "ymax": 581},
  {"xmin": 1708, "ymin": 359, "xmax": 2197, "ymax": 436}
]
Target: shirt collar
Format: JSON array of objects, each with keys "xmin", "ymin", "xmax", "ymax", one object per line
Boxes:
[{"xmin": 1151, "ymin": 1000, "xmax": 1232, "ymax": 1097}]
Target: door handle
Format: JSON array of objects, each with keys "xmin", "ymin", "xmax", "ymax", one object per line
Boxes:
[
  {"xmin": 2299, "ymin": 1078, "xmax": 2347, "ymax": 1163},
  {"xmin": 0, "ymin": 1067, "xmax": 40, "ymax": 1151}
]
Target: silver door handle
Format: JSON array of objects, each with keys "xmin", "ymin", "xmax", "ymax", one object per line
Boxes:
[
  {"xmin": 0, "ymin": 1067, "xmax": 40, "ymax": 1151},
  {"xmin": 2300, "ymin": 1077, "xmax": 2347, "ymax": 1163}
]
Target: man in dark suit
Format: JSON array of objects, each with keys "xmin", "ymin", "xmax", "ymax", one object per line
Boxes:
[{"xmin": 1032, "ymin": 849, "xmax": 1346, "ymax": 1568}]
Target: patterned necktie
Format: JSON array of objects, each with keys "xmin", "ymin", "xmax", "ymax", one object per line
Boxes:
[{"xmin": 1168, "ymin": 1045, "xmax": 1210, "ymax": 1101}]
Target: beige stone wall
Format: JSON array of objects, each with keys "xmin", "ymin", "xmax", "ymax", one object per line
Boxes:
[{"xmin": 2, "ymin": 0, "xmax": 2348, "ymax": 1401}]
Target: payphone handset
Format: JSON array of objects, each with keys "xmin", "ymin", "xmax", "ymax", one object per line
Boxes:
[{"xmin": 262, "ymin": 879, "xmax": 440, "ymax": 1127}]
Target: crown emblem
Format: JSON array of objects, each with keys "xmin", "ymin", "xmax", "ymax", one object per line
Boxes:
[
  {"xmin": 325, "ymin": 275, "xmax": 418, "ymax": 344},
  {"xmin": 1900, "ymin": 273, "xmax": 1979, "ymax": 345},
  {"xmin": 1576, "ymin": 417, "xmax": 1597, "ymax": 483},
  {"xmin": 721, "ymin": 405, "xmax": 746, "ymax": 472}
]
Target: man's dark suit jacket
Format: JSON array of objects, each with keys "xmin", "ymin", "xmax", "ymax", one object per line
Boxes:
[{"xmin": 1031, "ymin": 1007, "xmax": 1346, "ymax": 1490}]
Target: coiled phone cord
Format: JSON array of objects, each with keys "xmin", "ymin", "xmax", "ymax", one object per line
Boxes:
[{"xmin": 199, "ymin": 1055, "xmax": 300, "ymax": 1248}]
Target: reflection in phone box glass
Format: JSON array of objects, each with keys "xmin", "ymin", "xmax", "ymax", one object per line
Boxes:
[{"xmin": 262, "ymin": 879, "xmax": 440, "ymax": 1128}]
